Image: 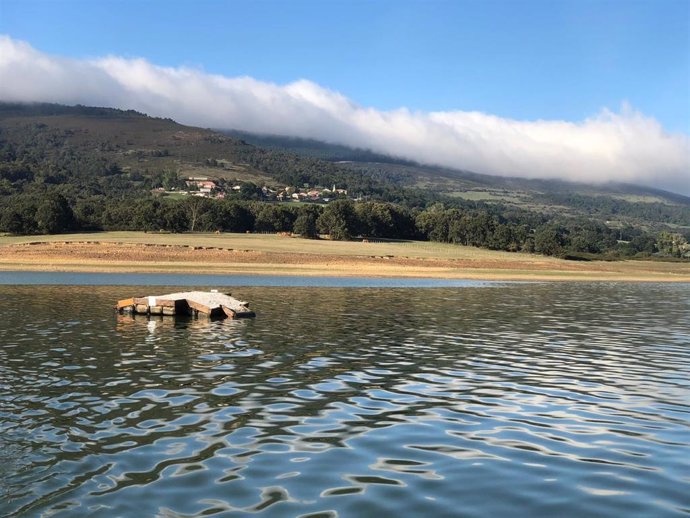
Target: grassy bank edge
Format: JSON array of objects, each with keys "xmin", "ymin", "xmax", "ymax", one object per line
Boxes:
[{"xmin": 0, "ymin": 232, "xmax": 688, "ymax": 282}]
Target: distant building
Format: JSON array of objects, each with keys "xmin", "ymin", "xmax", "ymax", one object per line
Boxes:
[
  {"xmin": 186, "ymin": 179, "xmax": 217, "ymax": 193},
  {"xmin": 184, "ymin": 176, "xmax": 222, "ymax": 198}
]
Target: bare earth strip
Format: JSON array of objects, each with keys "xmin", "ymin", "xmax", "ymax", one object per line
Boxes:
[{"xmin": 0, "ymin": 232, "xmax": 688, "ymax": 282}]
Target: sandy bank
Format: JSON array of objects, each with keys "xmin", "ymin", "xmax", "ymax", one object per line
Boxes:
[{"xmin": 0, "ymin": 237, "xmax": 688, "ymax": 282}]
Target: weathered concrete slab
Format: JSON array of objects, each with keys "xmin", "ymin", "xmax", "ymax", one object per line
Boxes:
[{"xmin": 118, "ymin": 290, "xmax": 255, "ymax": 318}]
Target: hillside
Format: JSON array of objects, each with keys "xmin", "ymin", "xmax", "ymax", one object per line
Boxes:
[
  {"xmin": 0, "ymin": 102, "xmax": 688, "ymax": 259},
  {"xmin": 0, "ymin": 102, "xmax": 425, "ymax": 205},
  {"xmin": 2, "ymin": 102, "xmax": 687, "ymax": 222},
  {"xmin": 0, "ymin": 103, "xmax": 272, "ymax": 185},
  {"xmin": 226, "ymin": 129, "xmax": 690, "ymax": 228}
]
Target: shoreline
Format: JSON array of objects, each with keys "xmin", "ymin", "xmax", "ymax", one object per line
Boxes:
[{"xmin": 0, "ymin": 233, "xmax": 688, "ymax": 283}]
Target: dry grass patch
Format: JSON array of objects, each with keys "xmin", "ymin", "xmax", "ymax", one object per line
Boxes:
[
  {"xmin": 0, "ymin": 231, "xmax": 549, "ymax": 261},
  {"xmin": 1, "ymin": 232, "xmax": 688, "ymax": 282}
]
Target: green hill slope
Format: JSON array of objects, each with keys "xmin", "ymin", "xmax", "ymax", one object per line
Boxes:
[
  {"xmin": 0, "ymin": 102, "xmax": 687, "ymax": 259},
  {"xmin": 226, "ymin": 128, "xmax": 690, "ymax": 227}
]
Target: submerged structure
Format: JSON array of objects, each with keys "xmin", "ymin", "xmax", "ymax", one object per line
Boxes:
[{"xmin": 117, "ymin": 290, "xmax": 255, "ymax": 319}]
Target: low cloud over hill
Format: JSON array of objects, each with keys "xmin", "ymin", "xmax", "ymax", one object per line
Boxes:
[{"xmin": 1, "ymin": 36, "xmax": 688, "ymax": 195}]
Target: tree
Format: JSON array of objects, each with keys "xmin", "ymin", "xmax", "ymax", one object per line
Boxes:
[
  {"xmin": 254, "ymin": 204, "xmax": 295, "ymax": 232},
  {"xmin": 463, "ymin": 211, "xmax": 495, "ymax": 247},
  {"xmin": 161, "ymin": 170, "xmax": 182, "ymax": 190},
  {"xmin": 656, "ymin": 231, "xmax": 688, "ymax": 257},
  {"xmin": 317, "ymin": 200, "xmax": 358, "ymax": 240},
  {"xmin": 490, "ymin": 223, "xmax": 516, "ymax": 251},
  {"xmin": 184, "ymin": 196, "xmax": 212, "ymax": 232},
  {"xmin": 73, "ymin": 196, "xmax": 106, "ymax": 230},
  {"xmin": 237, "ymin": 182, "xmax": 263, "ymax": 201},
  {"xmin": 534, "ymin": 225, "xmax": 565, "ymax": 257},
  {"xmin": 356, "ymin": 202, "xmax": 396, "ymax": 237},
  {"xmin": 629, "ymin": 234, "xmax": 656, "ymax": 255},
  {"xmin": 159, "ymin": 201, "xmax": 187, "ymax": 233},
  {"xmin": 35, "ymin": 193, "xmax": 74, "ymax": 234},
  {"xmin": 131, "ymin": 199, "xmax": 164, "ymax": 231},
  {"xmin": 293, "ymin": 205, "xmax": 320, "ymax": 238},
  {"xmin": 1, "ymin": 206, "xmax": 35, "ymax": 234},
  {"xmin": 416, "ymin": 207, "xmax": 453, "ymax": 243},
  {"xmin": 219, "ymin": 201, "xmax": 254, "ymax": 232}
]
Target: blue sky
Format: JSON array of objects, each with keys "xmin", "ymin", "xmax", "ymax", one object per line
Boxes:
[
  {"xmin": 1, "ymin": 0, "xmax": 689, "ymax": 193},
  {"xmin": 2, "ymin": 0, "xmax": 688, "ymax": 133}
]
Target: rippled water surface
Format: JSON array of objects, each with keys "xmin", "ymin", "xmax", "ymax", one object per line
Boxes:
[{"xmin": 1, "ymin": 282, "xmax": 689, "ymax": 517}]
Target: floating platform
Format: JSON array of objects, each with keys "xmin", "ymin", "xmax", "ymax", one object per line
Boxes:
[{"xmin": 117, "ymin": 290, "xmax": 255, "ymax": 319}]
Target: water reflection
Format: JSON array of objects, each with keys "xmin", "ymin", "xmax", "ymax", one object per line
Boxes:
[{"xmin": 1, "ymin": 283, "xmax": 689, "ymax": 517}]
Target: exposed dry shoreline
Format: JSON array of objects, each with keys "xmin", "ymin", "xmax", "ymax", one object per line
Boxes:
[{"xmin": 0, "ymin": 233, "xmax": 688, "ymax": 282}]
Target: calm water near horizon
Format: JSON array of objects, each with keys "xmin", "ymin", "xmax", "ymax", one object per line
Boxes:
[
  {"xmin": 0, "ymin": 271, "xmax": 499, "ymax": 288},
  {"xmin": 1, "ymin": 281, "xmax": 689, "ymax": 517}
]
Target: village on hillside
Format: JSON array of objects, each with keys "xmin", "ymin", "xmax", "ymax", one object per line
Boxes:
[{"xmin": 152, "ymin": 175, "xmax": 350, "ymax": 203}]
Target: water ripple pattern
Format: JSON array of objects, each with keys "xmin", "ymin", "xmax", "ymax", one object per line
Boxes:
[{"xmin": 1, "ymin": 283, "xmax": 689, "ymax": 517}]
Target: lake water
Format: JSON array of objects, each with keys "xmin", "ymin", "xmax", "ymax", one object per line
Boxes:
[{"xmin": 1, "ymin": 279, "xmax": 689, "ymax": 517}]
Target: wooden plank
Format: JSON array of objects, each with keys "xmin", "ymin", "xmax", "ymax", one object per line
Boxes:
[
  {"xmin": 117, "ymin": 298, "xmax": 135, "ymax": 309},
  {"xmin": 133, "ymin": 297, "xmax": 174, "ymax": 307},
  {"xmin": 187, "ymin": 299, "xmax": 212, "ymax": 315},
  {"xmin": 222, "ymin": 306, "xmax": 236, "ymax": 318}
]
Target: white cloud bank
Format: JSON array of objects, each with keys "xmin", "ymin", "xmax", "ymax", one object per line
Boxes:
[{"xmin": 1, "ymin": 35, "xmax": 688, "ymax": 195}]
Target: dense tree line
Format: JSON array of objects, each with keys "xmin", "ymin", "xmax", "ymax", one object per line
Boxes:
[{"xmin": 3, "ymin": 191, "xmax": 686, "ymax": 258}]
